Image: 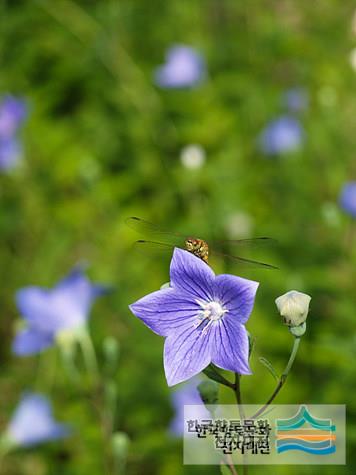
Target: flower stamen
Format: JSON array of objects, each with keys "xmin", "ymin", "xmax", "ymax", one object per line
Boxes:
[{"xmin": 194, "ymin": 300, "xmax": 228, "ymax": 334}]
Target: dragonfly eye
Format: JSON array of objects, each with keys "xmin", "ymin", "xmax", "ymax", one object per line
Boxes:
[{"xmin": 185, "ymin": 239, "xmax": 193, "ymax": 250}]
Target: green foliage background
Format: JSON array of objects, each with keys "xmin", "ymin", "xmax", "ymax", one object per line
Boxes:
[{"xmin": 0, "ymin": 1, "xmax": 355, "ymax": 474}]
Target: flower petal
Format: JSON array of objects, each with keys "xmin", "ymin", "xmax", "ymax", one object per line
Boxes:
[
  {"xmin": 211, "ymin": 319, "xmax": 251, "ymax": 375},
  {"xmin": 55, "ymin": 267, "xmax": 104, "ymax": 316},
  {"xmin": 16, "ymin": 268, "xmax": 105, "ymax": 335},
  {"xmin": 12, "ymin": 328, "xmax": 54, "ymax": 356},
  {"xmin": 16, "ymin": 286, "xmax": 84, "ymax": 333},
  {"xmin": 164, "ymin": 322, "xmax": 213, "ymax": 386},
  {"xmin": 154, "ymin": 45, "xmax": 205, "ymax": 89},
  {"xmin": 16, "ymin": 288, "xmax": 51, "ymax": 331},
  {"xmin": 169, "ymin": 377, "xmax": 210, "ymax": 437},
  {"xmin": 129, "ymin": 287, "xmax": 200, "ymax": 336},
  {"xmin": 8, "ymin": 393, "xmax": 70, "ymax": 447},
  {"xmin": 214, "ymin": 274, "xmax": 259, "ymax": 324},
  {"xmin": 170, "ymin": 248, "xmax": 215, "ymax": 301}
]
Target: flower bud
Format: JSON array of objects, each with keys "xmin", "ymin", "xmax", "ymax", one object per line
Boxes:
[
  {"xmin": 103, "ymin": 336, "xmax": 120, "ymax": 370},
  {"xmin": 111, "ymin": 432, "xmax": 130, "ymax": 466},
  {"xmin": 197, "ymin": 380, "xmax": 219, "ymax": 406},
  {"xmin": 275, "ymin": 290, "xmax": 311, "ymax": 327}
]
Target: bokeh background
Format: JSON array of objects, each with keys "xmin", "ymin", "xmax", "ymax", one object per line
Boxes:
[{"xmin": 0, "ymin": 1, "xmax": 355, "ymax": 474}]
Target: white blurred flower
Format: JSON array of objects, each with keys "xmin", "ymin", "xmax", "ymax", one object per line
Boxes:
[
  {"xmin": 180, "ymin": 144, "xmax": 206, "ymax": 169},
  {"xmin": 225, "ymin": 212, "xmax": 254, "ymax": 239},
  {"xmin": 349, "ymin": 48, "xmax": 356, "ymax": 71},
  {"xmin": 275, "ymin": 290, "xmax": 311, "ymax": 327}
]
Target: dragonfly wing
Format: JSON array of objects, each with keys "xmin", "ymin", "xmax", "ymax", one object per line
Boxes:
[
  {"xmin": 209, "ymin": 237, "xmax": 277, "ymax": 248},
  {"xmin": 210, "ymin": 249, "xmax": 278, "ymax": 270},
  {"xmin": 132, "ymin": 240, "xmax": 177, "ymax": 257},
  {"xmin": 126, "ymin": 216, "xmax": 166, "ymax": 234},
  {"xmin": 125, "ymin": 217, "xmax": 185, "ymax": 244}
]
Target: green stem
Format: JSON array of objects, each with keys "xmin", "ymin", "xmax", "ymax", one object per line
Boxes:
[
  {"xmin": 234, "ymin": 374, "xmax": 248, "ymax": 475},
  {"xmin": 78, "ymin": 330, "xmax": 99, "ymax": 382},
  {"xmin": 60, "ymin": 345, "xmax": 80, "ymax": 382},
  {"xmin": 203, "ymin": 364, "xmax": 235, "ymax": 389},
  {"xmin": 0, "ymin": 437, "xmax": 15, "ymax": 473},
  {"xmin": 251, "ymin": 336, "xmax": 301, "ymax": 419},
  {"xmin": 223, "ymin": 456, "xmax": 239, "ymax": 475}
]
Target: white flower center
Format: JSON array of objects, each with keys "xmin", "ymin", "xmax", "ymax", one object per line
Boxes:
[{"xmin": 195, "ymin": 300, "xmax": 228, "ymax": 333}]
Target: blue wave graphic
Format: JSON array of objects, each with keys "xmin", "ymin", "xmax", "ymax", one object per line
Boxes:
[
  {"xmin": 276, "ymin": 406, "xmax": 335, "ymax": 431},
  {"xmin": 276, "ymin": 439, "xmax": 333, "ymax": 450},
  {"xmin": 275, "ymin": 406, "xmax": 337, "ymax": 456},
  {"xmin": 277, "ymin": 444, "xmax": 336, "ymax": 455}
]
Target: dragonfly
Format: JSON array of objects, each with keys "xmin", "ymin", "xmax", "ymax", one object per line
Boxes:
[{"xmin": 126, "ymin": 217, "xmax": 278, "ymax": 270}]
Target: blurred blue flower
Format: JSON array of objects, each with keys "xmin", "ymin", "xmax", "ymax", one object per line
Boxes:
[
  {"xmin": 154, "ymin": 45, "xmax": 206, "ymax": 88},
  {"xmin": 0, "ymin": 137, "xmax": 22, "ymax": 170},
  {"xmin": 0, "ymin": 95, "xmax": 27, "ymax": 138},
  {"xmin": 339, "ymin": 182, "xmax": 356, "ymax": 217},
  {"xmin": 130, "ymin": 248, "xmax": 258, "ymax": 386},
  {"xmin": 259, "ymin": 115, "xmax": 304, "ymax": 156},
  {"xmin": 283, "ymin": 88, "xmax": 308, "ymax": 112},
  {"xmin": 13, "ymin": 267, "xmax": 107, "ymax": 356},
  {"xmin": 6, "ymin": 393, "xmax": 70, "ymax": 448},
  {"xmin": 0, "ymin": 95, "xmax": 27, "ymax": 171},
  {"xmin": 170, "ymin": 378, "xmax": 209, "ymax": 437}
]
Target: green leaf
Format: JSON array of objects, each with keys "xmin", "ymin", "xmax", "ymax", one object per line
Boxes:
[{"xmin": 259, "ymin": 357, "xmax": 279, "ymax": 381}]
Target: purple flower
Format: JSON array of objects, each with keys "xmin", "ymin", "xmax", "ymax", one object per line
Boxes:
[
  {"xmin": 6, "ymin": 393, "xmax": 70, "ymax": 447},
  {"xmin": 0, "ymin": 95, "xmax": 27, "ymax": 171},
  {"xmin": 154, "ymin": 45, "xmax": 206, "ymax": 89},
  {"xmin": 129, "ymin": 248, "xmax": 258, "ymax": 386},
  {"xmin": 283, "ymin": 88, "xmax": 308, "ymax": 112},
  {"xmin": 0, "ymin": 95, "xmax": 27, "ymax": 139},
  {"xmin": 170, "ymin": 378, "xmax": 210, "ymax": 437},
  {"xmin": 339, "ymin": 182, "xmax": 356, "ymax": 217},
  {"xmin": 259, "ymin": 115, "xmax": 304, "ymax": 156},
  {"xmin": 13, "ymin": 267, "xmax": 107, "ymax": 356},
  {"xmin": 0, "ymin": 137, "xmax": 22, "ymax": 170}
]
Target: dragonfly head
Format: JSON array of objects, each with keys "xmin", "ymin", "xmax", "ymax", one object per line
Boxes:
[{"xmin": 184, "ymin": 238, "xmax": 209, "ymax": 263}]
